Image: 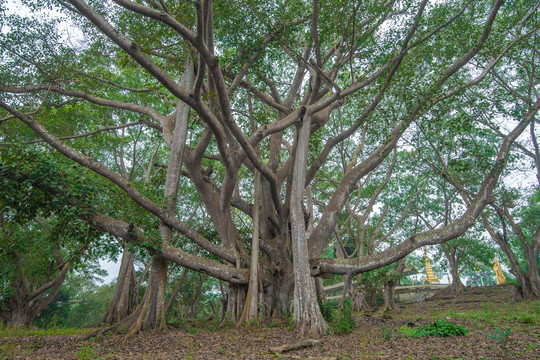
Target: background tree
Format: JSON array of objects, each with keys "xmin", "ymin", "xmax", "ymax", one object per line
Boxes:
[{"xmin": 0, "ymin": 150, "xmax": 108, "ymax": 328}]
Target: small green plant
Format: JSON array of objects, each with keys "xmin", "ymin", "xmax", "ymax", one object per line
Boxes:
[
  {"xmin": 319, "ymin": 300, "xmax": 338, "ymax": 323},
  {"xmin": 521, "ymin": 314, "xmax": 535, "ymax": 324},
  {"xmin": 222, "ymin": 313, "xmax": 234, "ymax": 329},
  {"xmin": 1, "ymin": 343, "xmax": 16, "ymax": 360},
  {"xmin": 117, "ymin": 323, "xmax": 128, "ymax": 334},
  {"xmin": 399, "ymin": 320, "xmax": 468, "ymax": 338},
  {"xmin": 28, "ymin": 341, "xmax": 43, "ymax": 350},
  {"xmin": 76, "ymin": 343, "xmax": 98, "ymax": 360},
  {"xmin": 488, "ymin": 326, "xmax": 511, "ymax": 356},
  {"xmin": 329, "ymin": 298, "xmax": 356, "ymax": 335},
  {"xmin": 397, "ymin": 326, "xmax": 417, "ymax": 337},
  {"xmin": 266, "ymin": 321, "xmax": 279, "ymax": 328},
  {"xmin": 382, "ymin": 325, "xmax": 393, "ymax": 341},
  {"xmin": 283, "ymin": 312, "xmax": 295, "ymax": 331}
]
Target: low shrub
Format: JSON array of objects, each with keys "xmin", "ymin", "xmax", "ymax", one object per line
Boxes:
[
  {"xmin": 398, "ymin": 319, "xmax": 468, "ymax": 338},
  {"xmin": 320, "ymin": 298, "xmax": 356, "ymax": 335}
]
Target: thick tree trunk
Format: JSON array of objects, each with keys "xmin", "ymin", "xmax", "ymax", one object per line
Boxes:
[
  {"xmin": 222, "ymin": 284, "xmax": 246, "ymax": 323},
  {"xmin": 290, "ymin": 110, "xmax": 328, "ymax": 337},
  {"xmin": 381, "ymin": 280, "xmax": 398, "ymax": 313},
  {"xmin": 127, "ymin": 256, "xmax": 169, "ymax": 335},
  {"xmin": 5, "ymin": 262, "xmax": 70, "ymax": 329},
  {"xmin": 445, "ymin": 247, "xmax": 465, "ymax": 292},
  {"xmin": 275, "ymin": 266, "xmax": 294, "ymax": 316},
  {"xmin": 101, "ymin": 248, "xmax": 137, "ymax": 324},
  {"xmin": 352, "ymin": 285, "xmax": 372, "ymax": 312},
  {"xmin": 6, "ymin": 297, "xmax": 39, "ymax": 329},
  {"xmin": 142, "ymin": 256, "xmax": 168, "ymax": 330},
  {"xmin": 449, "ymin": 264, "xmax": 465, "ymax": 292},
  {"xmin": 380, "ymin": 259, "xmax": 405, "ymax": 313}
]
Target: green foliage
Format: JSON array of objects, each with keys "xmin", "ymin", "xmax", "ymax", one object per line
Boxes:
[
  {"xmin": 319, "ymin": 298, "xmax": 356, "ymax": 335},
  {"xmin": 33, "ymin": 272, "xmax": 114, "ymax": 329},
  {"xmin": 397, "ymin": 325, "xmax": 417, "ymax": 337},
  {"xmin": 488, "ymin": 326, "xmax": 512, "ymax": 355},
  {"xmin": 75, "ymin": 343, "xmax": 99, "ymax": 360},
  {"xmin": 399, "ymin": 320, "xmax": 468, "ymax": 338},
  {"xmin": 319, "ymin": 300, "xmax": 338, "ymax": 323},
  {"xmin": 381, "ymin": 325, "xmax": 393, "ymax": 341}
]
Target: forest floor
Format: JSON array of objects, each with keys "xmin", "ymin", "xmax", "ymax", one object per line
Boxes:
[{"xmin": 1, "ymin": 284, "xmax": 539, "ymax": 360}]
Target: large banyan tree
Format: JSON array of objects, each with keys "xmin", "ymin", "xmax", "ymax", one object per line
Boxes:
[{"xmin": 1, "ymin": 0, "xmax": 539, "ymax": 336}]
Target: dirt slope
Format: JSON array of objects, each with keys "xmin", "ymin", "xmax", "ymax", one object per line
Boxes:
[{"xmin": 1, "ymin": 284, "xmax": 538, "ymax": 359}]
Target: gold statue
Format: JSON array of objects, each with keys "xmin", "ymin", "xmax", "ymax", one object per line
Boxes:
[
  {"xmin": 493, "ymin": 257, "xmax": 506, "ymax": 285},
  {"xmin": 423, "ymin": 247, "xmax": 440, "ymax": 284}
]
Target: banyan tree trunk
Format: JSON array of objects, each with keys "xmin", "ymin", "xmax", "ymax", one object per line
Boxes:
[
  {"xmin": 290, "ymin": 110, "xmax": 328, "ymax": 337},
  {"xmin": 101, "ymin": 248, "xmax": 137, "ymax": 324}
]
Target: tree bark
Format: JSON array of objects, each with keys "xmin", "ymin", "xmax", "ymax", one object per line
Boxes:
[
  {"xmin": 380, "ymin": 259, "xmax": 405, "ymax": 313},
  {"xmin": 444, "ymin": 246, "xmax": 465, "ymax": 292},
  {"xmin": 238, "ymin": 171, "xmax": 261, "ymax": 324},
  {"xmin": 165, "ymin": 269, "xmax": 189, "ymax": 313},
  {"xmin": 101, "ymin": 247, "xmax": 137, "ymax": 324},
  {"xmin": 133, "ymin": 60, "xmax": 195, "ymax": 332},
  {"xmin": 290, "ymin": 109, "xmax": 328, "ymax": 337},
  {"xmin": 5, "ymin": 261, "xmax": 70, "ymax": 329},
  {"xmin": 186, "ymin": 273, "xmax": 207, "ymax": 319}
]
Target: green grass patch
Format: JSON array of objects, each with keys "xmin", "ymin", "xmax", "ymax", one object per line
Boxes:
[{"xmin": 0, "ymin": 327, "xmax": 90, "ymax": 337}]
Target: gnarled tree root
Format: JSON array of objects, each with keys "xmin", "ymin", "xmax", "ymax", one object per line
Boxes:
[{"xmin": 269, "ymin": 339, "xmax": 320, "ymax": 354}]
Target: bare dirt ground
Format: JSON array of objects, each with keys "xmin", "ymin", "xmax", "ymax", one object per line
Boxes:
[{"xmin": 1, "ymin": 285, "xmax": 539, "ymax": 359}]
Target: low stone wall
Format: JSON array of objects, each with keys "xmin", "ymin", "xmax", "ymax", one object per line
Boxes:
[{"xmin": 395, "ymin": 284, "xmax": 449, "ymax": 303}]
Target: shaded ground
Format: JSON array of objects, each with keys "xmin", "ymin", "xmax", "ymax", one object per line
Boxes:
[{"xmin": 1, "ymin": 285, "xmax": 539, "ymax": 359}]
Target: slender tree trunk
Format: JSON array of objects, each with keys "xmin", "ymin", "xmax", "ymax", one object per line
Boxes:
[
  {"xmin": 129, "ymin": 61, "xmax": 195, "ymax": 333},
  {"xmin": 340, "ymin": 274, "xmax": 353, "ymax": 308},
  {"xmin": 525, "ymin": 246, "xmax": 540, "ymax": 298},
  {"xmin": 314, "ymin": 277, "xmax": 326, "ymax": 304},
  {"xmin": 505, "ymin": 211, "xmax": 540, "ymax": 299},
  {"xmin": 165, "ymin": 269, "xmax": 189, "ymax": 313},
  {"xmin": 238, "ymin": 171, "xmax": 261, "ymax": 324},
  {"xmin": 186, "ymin": 273, "xmax": 207, "ymax": 318},
  {"xmin": 482, "ymin": 212, "xmax": 534, "ymax": 299}
]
